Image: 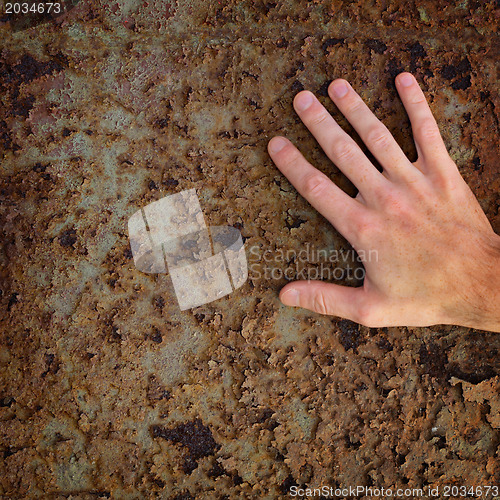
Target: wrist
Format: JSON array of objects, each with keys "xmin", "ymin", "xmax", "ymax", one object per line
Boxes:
[{"xmin": 447, "ymin": 232, "xmax": 500, "ymax": 332}]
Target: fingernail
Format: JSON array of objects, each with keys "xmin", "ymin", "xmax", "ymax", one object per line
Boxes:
[
  {"xmin": 331, "ymin": 80, "xmax": 349, "ymax": 98},
  {"xmin": 269, "ymin": 137, "xmax": 287, "ymax": 154},
  {"xmin": 281, "ymin": 288, "xmax": 300, "ymax": 306},
  {"xmin": 399, "ymin": 73, "xmax": 413, "ymax": 87},
  {"xmin": 295, "ymin": 92, "xmax": 314, "ymax": 111}
]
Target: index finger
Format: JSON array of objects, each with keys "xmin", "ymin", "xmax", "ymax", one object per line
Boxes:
[{"xmin": 268, "ymin": 136, "xmax": 364, "ymax": 242}]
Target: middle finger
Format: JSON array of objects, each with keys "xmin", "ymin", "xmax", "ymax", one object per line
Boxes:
[
  {"xmin": 328, "ymin": 79, "xmax": 420, "ymax": 182},
  {"xmin": 293, "ymin": 90, "xmax": 388, "ymax": 201}
]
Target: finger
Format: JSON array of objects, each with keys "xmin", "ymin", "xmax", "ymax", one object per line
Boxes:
[
  {"xmin": 292, "ymin": 90, "xmax": 388, "ymax": 200},
  {"xmin": 395, "ymin": 73, "xmax": 452, "ymax": 172},
  {"xmin": 328, "ymin": 79, "xmax": 420, "ymax": 182},
  {"xmin": 268, "ymin": 136, "xmax": 364, "ymax": 242},
  {"xmin": 279, "ymin": 280, "xmax": 368, "ymax": 323}
]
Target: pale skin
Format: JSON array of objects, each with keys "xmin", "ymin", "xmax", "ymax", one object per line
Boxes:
[{"xmin": 267, "ymin": 72, "xmax": 500, "ymax": 332}]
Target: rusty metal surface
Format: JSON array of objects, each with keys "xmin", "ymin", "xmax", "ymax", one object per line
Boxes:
[{"xmin": 1, "ymin": 0, "xmax": 499, "ymax": 497}]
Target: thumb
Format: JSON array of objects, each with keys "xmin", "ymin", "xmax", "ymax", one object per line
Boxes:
[{"xmin": 279, "ymin": 280, "xmax": 369, "ymax": 324}]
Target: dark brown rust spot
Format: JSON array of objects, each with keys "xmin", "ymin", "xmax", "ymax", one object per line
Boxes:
[
  {"xmin": 58, "ymin": 228, "xmax": 77, "ymax": 247},
  {"xmin": 151, "ymin": 419, "xmax": 220, "ymax": 474},
  {"xmin": 338, "ymin": 319, "xmax": 362, "ymax": 352},
  {"xmin": 419, "ymin": 341, "xmax": 448, "ymax": 380},
  {"xmin": 365, "ymin": 39, "xmax": 387, "ymax": 54},
  {"xmin": 322, "ymin": 37, "xmax": 344, "ymax": 53}
]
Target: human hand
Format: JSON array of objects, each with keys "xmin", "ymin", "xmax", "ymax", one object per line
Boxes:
[{"xmin": 267, "ymin": 72, "xmax": 500, "ymax": 332}]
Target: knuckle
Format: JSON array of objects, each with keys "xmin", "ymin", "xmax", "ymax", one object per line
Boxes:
[
  {"xmin": 431, "ymin": 168, "xmax": 464, "ymax": 196},
  {"xmin": 283, "ymin": 150, "xmax": 304, "ymax": 170},
  {"xmin": 344, "ymin": 97, "xmax": 363, "ymax": 115},
  {"xmin": 309, "ymin": 111, "xmax": 330, "ymax": 127},
  {"xmin": 379, "ymin": 187, "xmax": 415, "ymax": 221},
  {"xmin": 303, "ymin": 173, "xmax": 329, "ymax": 198},
  {"xmin": 410, "ymin": 94, "xmax": 427, "ymax": 106},
  {"xmin": 312, "ymin": 291, "xmax": 330, "ymax": 316},
  {"xmin": 379, "ymin": 185, "xmax": 402, "ymax": 207},
  {"xmin": 417, "ymin": 118, "xmax": 441, "ymax": 140},
  {"xmin": 331, "ymin": 140, "xmax": 356, "ymax": 162},
  {"xmin": 366, "ymin": 126, "xmax": 392, "ymax": 150},
  {"xmin": 410, "ymin": 175, "xmax": 435, "ymax": 199},
  {"xmin": 354, "ymin": 301, "xmax": 378, "ymax": 327},
  {"xmin": 352, "ymin": 212, "xmax": 377, "ymax": 242}
]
